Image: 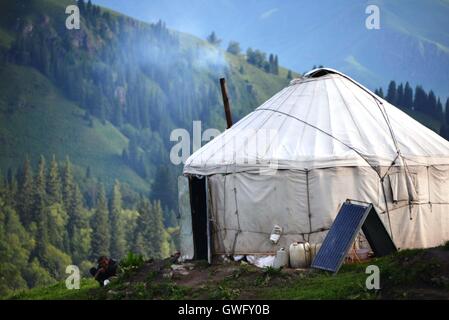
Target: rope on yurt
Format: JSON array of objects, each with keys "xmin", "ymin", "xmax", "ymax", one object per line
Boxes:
[
  {"xmin": 342, "ymin": 74, "xmax": 413, "ymax": 230},
  {"xmin": 335, "ymin": 76, "xmax": 401, "ymax": 234},
  {"xmin": 230, "ymin": 166, "xmax": 242, "ymax": 256},
  {"xmin": 255, "ymin": 107, "xmax": 401, "ymax": 240},
  {"xmin": 256, "ymin": 108, "xmax": 375, "ymax": 168},
  {"xmin": 214, "ymin": 227, "xmax": 329, "ymax": 236},
  {"xmin": 376, "ymin": 98, "xmax": 417, "ymax": 220},
  {"xmin": 305, "ymin": 169, "xmax": 313, "ymax": 242},
  {"xmin": 260, "ymin": 82, "xmax": 310, "ymax": 160},
  {"xmin": 207, "ymin": 177, "xmax": 226, "ymax": 258},
  {"xmin": 380, "ymin": 176, "xmax": 395, "ymax": 240},
  {"xmin": 349, "ymin": 76, "xmax": 417, "ymax": 222},
  {"xmin": 427, "ymin": 166, "xmax": 432, "ymax": 211},
  {"xmin": 198, "ymin": 84, "xmax": 300, "ymax": 169},
  {"xmin": 223, "ymin": 165, "xmax": 228, "ymax": 239}
]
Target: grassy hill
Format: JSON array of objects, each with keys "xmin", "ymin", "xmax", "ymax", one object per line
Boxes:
[{"xmin": 0, "ymin": 62, "xmax": 150, "ymax": 192}]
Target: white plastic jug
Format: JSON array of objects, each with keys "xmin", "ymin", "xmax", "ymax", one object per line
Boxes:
[
  {"xmin": 273, "ymin": 248, "xmax": 289, "ymax": 269},
  {"xmin": 289, "ymin": 242, "xmax": 311, "ymax": 268}
]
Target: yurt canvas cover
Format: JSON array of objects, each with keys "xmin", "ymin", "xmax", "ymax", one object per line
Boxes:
[{"xmin": 183, "ymin": 68, "xmax": 449, "ymax": 258}]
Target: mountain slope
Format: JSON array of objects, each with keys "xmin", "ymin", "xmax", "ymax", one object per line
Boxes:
[
  {"xmin": 0, "ymin": 62, "xmax": 150, "ymax": 192},
  {"xmin": 94, "ymin": 0, "xmax": 449, "ymax": 98}
]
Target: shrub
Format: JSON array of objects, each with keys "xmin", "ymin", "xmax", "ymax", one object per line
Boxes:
[{"xmin": 120, "ymin": 252, "xmax": 145, "ymax": 271}]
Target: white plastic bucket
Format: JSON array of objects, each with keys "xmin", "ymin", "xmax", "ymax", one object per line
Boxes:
[
  {"xmin": 289, "ymin": 242, "xmax": 311, "ymax": 268},
  {"xmin": 273, "ymin": 248, "xmax": 289, "ymax": 269}
]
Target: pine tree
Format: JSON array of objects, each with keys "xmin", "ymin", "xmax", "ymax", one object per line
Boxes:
[
  {"xmin": 151, "ymin": 165, "xmax": 177, "ymax": 212},
  {"xmin": 427, "ymin": 90, "xmax": 437, "ymax": 117},
  {"xmin": 287, "ymin": 70, "xmax": 292, "ymax": 80},
  {"xmin": 274, "ymin": 55, "xmax": 279, "ymax": 75},
  {"xmin": 150, "ymin": 200, "xmax": 166, "ymax": 259},
  {"xmin": 0, "ymin": 169, "xmax": 3, "ymax": 191},
  {"xmin": 268, "ymin": 54, "xmax": 274, "ymax": 73},
  {"xmin": 69, "ymin": 185, "xmax": 90, "ymax": 263},
  {"xmin": 91, "ymin": 185, "xmax": 110, "ymax": 258},
  {"xmin": 47, "ymin": 155, "xmax": 62, "ymax": 205},
  {"xmin": 46, "ymin": 202, "xmax": 69, "ymax": 252},
  {"xmin": 61, "ymin": 157, "xmax": 74, "ymax": 211},
  {"xmin": 133, "ymin": 197, "xmax": 152, "ymax": 256},
  {"xmin": 226, "ymin": 41, "xmax": 241, "ymax": 55},
  {"xmin": 18, "ymin": 157, "xmax": 34, "ymax": 227},
  {"xmin": 206, "ymin": 31, "xmax": 221, "ymax": 46},
  {"xmin": 396, "ymin": 83, "xmax": 404, "ymax": 107},
  {"xmin": 87, "ymin": 0, "xmax": 93, "ymax": 14},
  {"xmin": 413, "ymin": 86, "xmax": 425, "ymax": 112},
  {"xmin": 33, "ymin": 182, "xmax": 48, "ymax": 264},
  {"xmin": 445, "ymin": 98, "xmax": 449, "ymax": 125},
  {"xmin": 77, "ymin": 0, "xmax": 86, "ymax": 14},
  {"xmin": 386, "ymin": 81, "xmax": 397, "ymax": 105},
  {"xmin": 436, "ymin": 98, "xmax": 443, "ymax": 119},
  {"xmin": 85, "ymin": 166, "xmax": 92, "ymax": 179},
  {"xmin": 31, "ymin": 155, "xmax": 49, "ymax": 261},
  {"xmin": 110, "ymin": 180, "xmax": 126, "ymax": 259},
  {"xmin": 0, "ymin": 200, "xmax": 34, "ymax": 296},
  {"xmin": 378, "ymin": 87, "xmax": 384, "ymax": 98},
  {"xmin": 5, "ymin": 169, "xmax": 18, "ymax": 208},
  {"xmin": 35, "ymin": 155, "xmax": 47, "ymax": 201},
  {"xmin": 403, "ymin": 82, "xmax": 413, "ymax": 109}
]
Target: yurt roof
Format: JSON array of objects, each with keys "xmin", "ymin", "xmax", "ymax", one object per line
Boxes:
[{"xmin": 184, "ymin": 68, "xmax": 449, "ymax": 175}]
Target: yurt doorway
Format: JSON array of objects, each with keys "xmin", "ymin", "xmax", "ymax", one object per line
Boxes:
[{"xmin": 188, "ymin": 176, "xmax": 209, "ymax": 260}]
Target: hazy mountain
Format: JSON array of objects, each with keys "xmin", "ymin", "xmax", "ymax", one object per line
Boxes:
[{"xmin": 93, "ymin": 0, "xmax": 449, "ymax": 98}]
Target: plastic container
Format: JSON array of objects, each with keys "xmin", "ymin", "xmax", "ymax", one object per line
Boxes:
[
  {"xmin": 309, "ymin": 243, "xmax": 322, "ymax": 262},
  {"xmin": 270, "ymin": 225, "xmax": 283, "ymax": 244},
  {"xmin": 273, "ymin": 248, "xmax": 289, "ymax": 269},
  {"xmin": 289, "ymin": 242, "xmax": 311, "ymax": 268}
]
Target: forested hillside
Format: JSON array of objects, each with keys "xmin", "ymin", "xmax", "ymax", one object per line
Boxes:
[
  {"xmin": 375, "ymin": 81, "xmax": 449, "ymax": 138},
  {"xmin": 0, "ymin": 0, "xmax": 294, "ymax": 296}
]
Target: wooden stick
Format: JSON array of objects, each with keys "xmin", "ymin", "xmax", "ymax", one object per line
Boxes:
[{"xmin": 220, "ymin": 78, "xmax": 233, "ymax": 129}]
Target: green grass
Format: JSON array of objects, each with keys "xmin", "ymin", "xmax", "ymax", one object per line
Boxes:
[
  {"xmin": 9, "ymin": 247, "xmax": 449, "ymax": 300},
  {"xmin": 262, "ymin": 265, "xmax": 376, "ymax": 300},
  {"xmin": 7, "ymin": 278, "xmax": 99, "ymax": 300}
]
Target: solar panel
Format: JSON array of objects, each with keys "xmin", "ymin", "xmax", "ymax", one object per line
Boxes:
[
  {"xmin": 361, "ymin": 204, "xmax": 397, "ymax": 257},
  {"xmin": 311, "ymin": 200, "xmax": 396, "ymax": 273}
]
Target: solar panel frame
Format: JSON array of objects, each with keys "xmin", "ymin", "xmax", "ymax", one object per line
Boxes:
[
  {"xmin": 311, "ymin": 201, "xmax": 372, "ymax": 273},
  {"xmin": 362, "ymin": 206, "xmax": 397, "ymax": 256}
]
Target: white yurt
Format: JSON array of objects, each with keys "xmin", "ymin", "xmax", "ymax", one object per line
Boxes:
[{"xmin": 182, "ymin": 68, "xmax": 449, "ymax": 260}]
